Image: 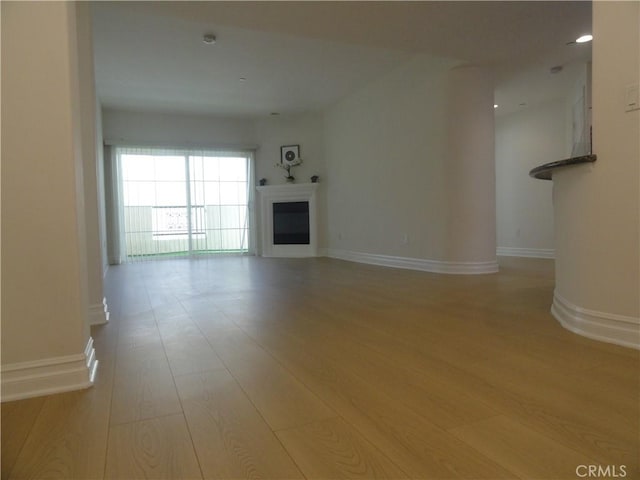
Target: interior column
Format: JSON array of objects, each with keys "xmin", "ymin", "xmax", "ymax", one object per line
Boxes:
[
  {"xmin": 445, "ymin": 65, "xmax": 498, "ymax": 271},
  {"xmin": 1, "ymin": 1, "xmax": 97, "ymax": 400}
]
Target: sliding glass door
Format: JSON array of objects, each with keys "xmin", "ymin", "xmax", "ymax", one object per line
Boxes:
[
  {"xmin": 189, "ymin": 155, "xmax": 249, "ymax": 255},
  {"xmin": 116, "ymin": 147, "xmax": 252, "ymax": 261}
]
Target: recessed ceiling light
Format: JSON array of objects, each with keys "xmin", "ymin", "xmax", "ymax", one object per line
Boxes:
[
  {"xmin": 550, "ymin": 65, "xmax": 563, "ymax": 74},
  {"xmin": 203, "ymin": 33, "xmax": 216, "ymax": 45},
  {"xmin": 239, "ymin": 77, "xmax": 247, "ymax": 82},
  {"xmin": 519, "ymin": 102, "xmax": 528, "ymax": 107},
  {"xmin": 270, "ymin": 112, "xmax": 280, "ymax": 116},
  {"xmin": 494, "ymin": 104, "xmax": 498, "ymax": 109},
  {"xmin": 576, "ymin": 34, "xmax": 593, "ymax": 43}
]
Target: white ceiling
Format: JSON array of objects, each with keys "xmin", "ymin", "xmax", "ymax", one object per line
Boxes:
[{"xmin": 92, "ymin": 1, "xmax": 592, "ymax": 118}]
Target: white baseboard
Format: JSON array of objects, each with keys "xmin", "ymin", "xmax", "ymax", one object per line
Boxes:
[
  {"xmin": 552, "ymin": 292, "xmax": 640, "ymax": 350},
  {"xmin": 326, "ymin": 249, "xmax": 499, "ymax": 275},
  {"xmin": 1, "ymin": 337, "xmax": 98, "ymax": 402},
  {"xmin": 89, "ymin": 297, "xmax": 110, "ymax": 326},
  {"xmin": 497, "ymin": 247, "xmax": 555, "ymax": 259}
]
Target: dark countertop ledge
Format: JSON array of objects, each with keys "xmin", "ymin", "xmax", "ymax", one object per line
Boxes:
[{"xmin": 529, "ymin": 154, "xmax": 597, "ymax": 180}]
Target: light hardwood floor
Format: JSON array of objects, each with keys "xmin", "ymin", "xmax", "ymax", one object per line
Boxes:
[{"xmin": 2, "ymin": 256, "xmax": 638, "ymax": 479}]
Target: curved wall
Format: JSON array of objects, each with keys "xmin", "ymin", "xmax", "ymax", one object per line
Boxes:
[
  {"xmin": 552, "ymin": 1, "xmax": 639, "ymax": 348},
  {"xmin": 324, "ymin": 56, "xmax": 497, "ymax": 274}
]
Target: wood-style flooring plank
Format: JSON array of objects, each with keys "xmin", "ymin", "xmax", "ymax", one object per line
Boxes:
[
  {"xmin": 242, "ymin": 313, "xmax": 500, "ymax": 430},
  {"xmin": 174, "ymin": 369, "xmax": 304, "ymax": 479},
  {"xmin": 450, "ymin": 415, "xmax": 596, "ymax": 479},
  {"xmin": 203, "ymin": 327, "xmax": 273, "ymax": 369},
  {"xmin": 189, "ymin": 309, "xmax": 238, "ymax": 335},
  {"xmin": 104, "ymin": 414, "xmax": 202, "ymax": 480},
  {"xmin": 1, "ymin": 396, "xmax": 46, "ymax": 479},
  {"xmin": 110, "ymin": 359, "xmax": 182, "ymax": 426},
  {"xmin": 151, "ymin": 302, "xmax": 188, "ymax": 322},
  {"xmin": 285, "ymin": 296, "xmax": 639, "ymax": 468},
  {"xmin": 276, "ymin": 417, "xmax": 410, "ymax": 479},
  {"xmin": 8, "ymin": 388, "xmax": 111, "ymax": 480},
  {"xmin": 162, "ymin": 332, "xmax": 226, "ymax": 376},
  {"xmin": 156, "ymin": 317, "xmax": 205, "ymax": 345},
  {"xmin": 164, "ymin": 343, "xmax": 226, "ymax": 377},
  {"xmin": 250, "ymin": 328, "xmax": 517, "ymax": 479},
  {"xmin": 227, "ymin": 359, "xmax": 337, "ymax": 431},
  {"xmin": 116, "ymin": 322, "xmax": 163, "ymax": 354}
]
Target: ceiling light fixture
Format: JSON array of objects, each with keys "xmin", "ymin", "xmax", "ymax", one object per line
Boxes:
[
  {"xmin": 550, "ymin": 65, "xmax": 563, "ymax": 74},
  {"xmin": 576, "ymin": 34, "xmax": 593, "ymax": 43},
  {"xmin": 203, "ymin": 33, "xmax": 216, "ymax": 45},
  {"xmin": 494, "ymin": 104, "xmax": 498, "ymax": 109}
]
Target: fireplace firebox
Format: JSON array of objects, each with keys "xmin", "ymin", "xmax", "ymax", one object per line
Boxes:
[{"xmin": 273, "ymin": 201, "xmax": 310, "ymax": 244}]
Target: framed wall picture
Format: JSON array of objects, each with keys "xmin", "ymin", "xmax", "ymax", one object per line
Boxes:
[{"xmin": 281, "ymin": 145, "xmax": 301, "ymax": 166}]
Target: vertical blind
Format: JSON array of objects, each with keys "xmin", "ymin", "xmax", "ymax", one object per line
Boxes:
[{"xmin": 108, "ymin": 146, "xmax": 254, "ymax": 263}]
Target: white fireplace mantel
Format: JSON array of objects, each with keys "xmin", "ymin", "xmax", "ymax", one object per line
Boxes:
[{"xmin": 257, "ymin": 183, "xmax": 318, "ymax": 257}]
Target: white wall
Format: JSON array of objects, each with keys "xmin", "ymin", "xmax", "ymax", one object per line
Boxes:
[
  {"xmin": 324, "ymin": 54, "xmax": 460, "ymax": 262},
  {"xmin": 96, "ymin": 102, "xmax": 108, "ymax": 272},
  {"xmin": 102, "ymin": 108, "xmax": 256, "ymax": 149},
  {"xmin": 101, "ymin": 109, "xmax": 326, "ymax": 187},
  {"xmin": 254, "ymin": 113, "xmax": 326, "ymax": 250},
  {"xmin": 76, "ymin": 2, "xmax": 108, "ymax": 325},
  {"xmin": 552, "ymin": 1, "xmax": 639, "ymax": 347},
  {"xmin": 254, "ymin": 114, "xmax": 325, "ymax": 187},
  {"xmin": 495, "ymin": 100, "xmax": 565, "ymax": 256},
  {"xmin": 1, "ymin": 2, "xmax": 95, "ymax": 398},
  {"xmin": 2, "ymin": 1, "xmax": 86, "ymax": 362}
]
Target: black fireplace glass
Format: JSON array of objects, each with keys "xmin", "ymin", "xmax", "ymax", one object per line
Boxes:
[{"xmin": 273, "ymin": 201, "xmax": 310, "ymax": 245}]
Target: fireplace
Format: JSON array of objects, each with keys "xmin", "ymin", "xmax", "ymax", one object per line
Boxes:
[
  {"xmin": 273, "ymin": 201, "xmax": 310, "ymax": 245},
  {"xmin": 257, "ymin": 183, "xmax": 318, "ymax": 257}
]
